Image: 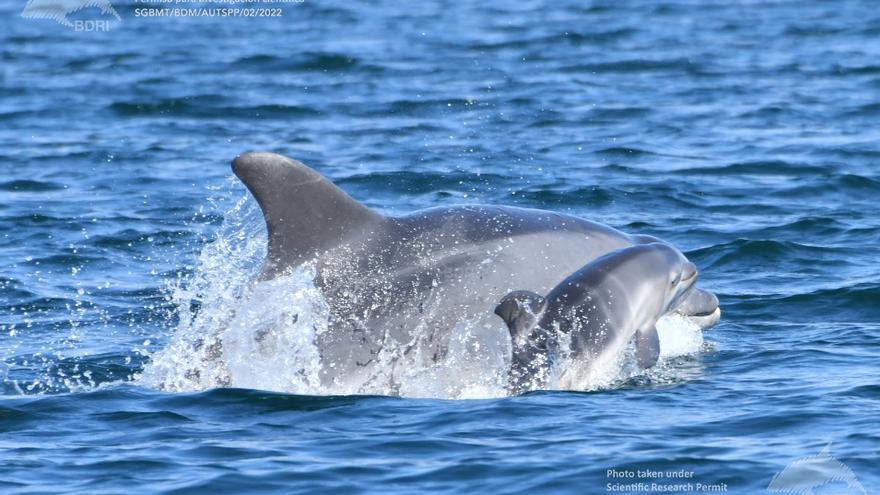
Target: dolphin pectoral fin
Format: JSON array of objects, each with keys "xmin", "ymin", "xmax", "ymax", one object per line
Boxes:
[
  {"xmin": 635, "ymin": 325, "xmax": 660, "ymax": 369},
  {"xmin": 494, "ymin": 290, "xmax": 545, "ymax": 340},
  {"xmin": 232, "ymin": 152, "xmax": 384, "ymax": 278}
]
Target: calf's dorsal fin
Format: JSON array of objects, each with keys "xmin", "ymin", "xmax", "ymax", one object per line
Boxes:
[
  {"xmin": 495, "ymin": 290, "xmax": 546, "ymax": 341},
  {"xmin": 232, "ymin": 151, "xmax": 384, "ymax": 278}
]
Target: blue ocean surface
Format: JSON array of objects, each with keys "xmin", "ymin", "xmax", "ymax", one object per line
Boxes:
[{"xmin": 1, "ymin": 0, "xmax": 879, "ymax": 493}]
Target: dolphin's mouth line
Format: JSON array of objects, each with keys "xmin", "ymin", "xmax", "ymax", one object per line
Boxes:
[
  {"xmin": 680, "ymin": 267, "xmax": 698, "ymax": 285},
  {"xmin": 686, "ymin": 306, "xmax": 719, "ymax": 317}
]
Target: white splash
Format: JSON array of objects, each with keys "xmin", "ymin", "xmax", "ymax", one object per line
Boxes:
[
  {"xmin": 217, "ymin": 268, "xmax": 329, "ymax": 394},
  {"xmin": 549, "ymin": 312, "xmax": 706, "ymax": 392},
  {"xmin": 656, "ymin": 312, "xmax": 704, "ymax": 358},
  {"xmin": 396, "ymin": 320, "xmax": 509, "ymax": 399},
  {"xmin": 138, "ymin": 190, "xmax": 268, "ymax": 392}
]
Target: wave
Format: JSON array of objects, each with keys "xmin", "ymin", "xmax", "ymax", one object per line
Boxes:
[
  {"xmin": 1, "ymin": 352, "xmax": 141, "ymax": 396},
  {"xmin": 0, "ymin": 276, "xmax": 36, "ymax": 301},
  {"xmin": 722, "ymin": 283, "xmax": 880, "ymax": 321},
  {"xmin": 0, "ymin": 180, "xmax": 64, "ymax": 192},
  {"xmin": 686, "ymin": 238, "xmax": 858, "ymax": 270},
  {"xmin": 1, "ymin": 384, "xmax": 380, "ymax": 421},
  {"xmin": 466, "ymin": 29, "xmax": 636, "ymax": 51},
  {"xmin": 672, "ymin": 160, "xmax": 832, "ymax": 176},
  {"xmin": 594, "ymin": 147, "xmax": 657, "ymax": 158},
  {"xmin": 91, "ymin": 229, "xmax": 191, "ymax": 250},
  {"xmin": 512, "ymin": 185, "xmax": 615, "ymax": 207},
  {"xmin": 152, "ymin": 386, "xmax": 376, "ymax": 412},
  {"xmin": 584, "ymin": 107, "xmax": 654, "ymax": 122},
  {"xmin": 231, "ymin": 52, "xmax": 367, "ymax": 73},
  {"xmin": 336, "ymin": 170, "xmax": 510, "ymax": 196},
  {"xmin": 844, "ymin": 102, "xmax": 880, "ymax": 117},
  {"xmin": 560, "ymin": 58, "xmax": 703, "ymax": 74},
  {"xmin": 769, "ymin": 174, "xmax": 880, "ymax": 199},
  {"xmin": 109, "ymin": 95, "xmax": 319, "ymax": 119},
  {"xmin": 769, "ymin": 283, "xmax": 880, "ymax": 311},
  {"xmin": 342, "ymin": 97, "xmax": 483, "ymax": 117}
]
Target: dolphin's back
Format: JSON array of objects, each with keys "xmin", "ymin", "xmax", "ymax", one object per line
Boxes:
[{"xmin": 231, "ymin": 152, "xmax": 637, "ymax": 392}]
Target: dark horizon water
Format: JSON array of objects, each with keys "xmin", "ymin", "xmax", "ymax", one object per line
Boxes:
[{"xmin": 2, "ymin": 0, "xmax": 879, "ymax": 493}]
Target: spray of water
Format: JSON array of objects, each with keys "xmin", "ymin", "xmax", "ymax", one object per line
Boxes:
[{"xmin": 138, "ymin": 190, "xmax": 269, "ymax": 391}]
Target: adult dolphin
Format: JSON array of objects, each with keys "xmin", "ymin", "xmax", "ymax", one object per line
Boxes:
[{"xmin": 231, "ymin": 151, "xmax": 719, "ymax": 393}]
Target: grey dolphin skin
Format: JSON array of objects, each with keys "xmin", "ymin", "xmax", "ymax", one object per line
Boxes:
[
  {"xmin": 495, "ymin": 243, "xmax": 697, "ymax": 394},
  {"xmin": 232, "ymin": 151, "xmax": 719, "ymax": 394}
]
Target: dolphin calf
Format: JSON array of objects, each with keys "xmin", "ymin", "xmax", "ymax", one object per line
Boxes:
[
  {"xmin": 231, "ymin": 151, "xmax": 719, "ymax": 393},
  {"xmin": 495, "ymin": 243, "xmax": 697, "ymax": 394}
]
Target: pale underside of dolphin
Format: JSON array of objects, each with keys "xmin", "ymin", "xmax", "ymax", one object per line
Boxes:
[{"xmin": 231, "ymin": 151, "xmax": 719, "ymax": 393}]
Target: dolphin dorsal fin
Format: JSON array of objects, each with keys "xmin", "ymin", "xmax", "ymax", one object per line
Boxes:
[{"xmin": 232, "ymin": 152, "xmax": 384, "ymax": 278}]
